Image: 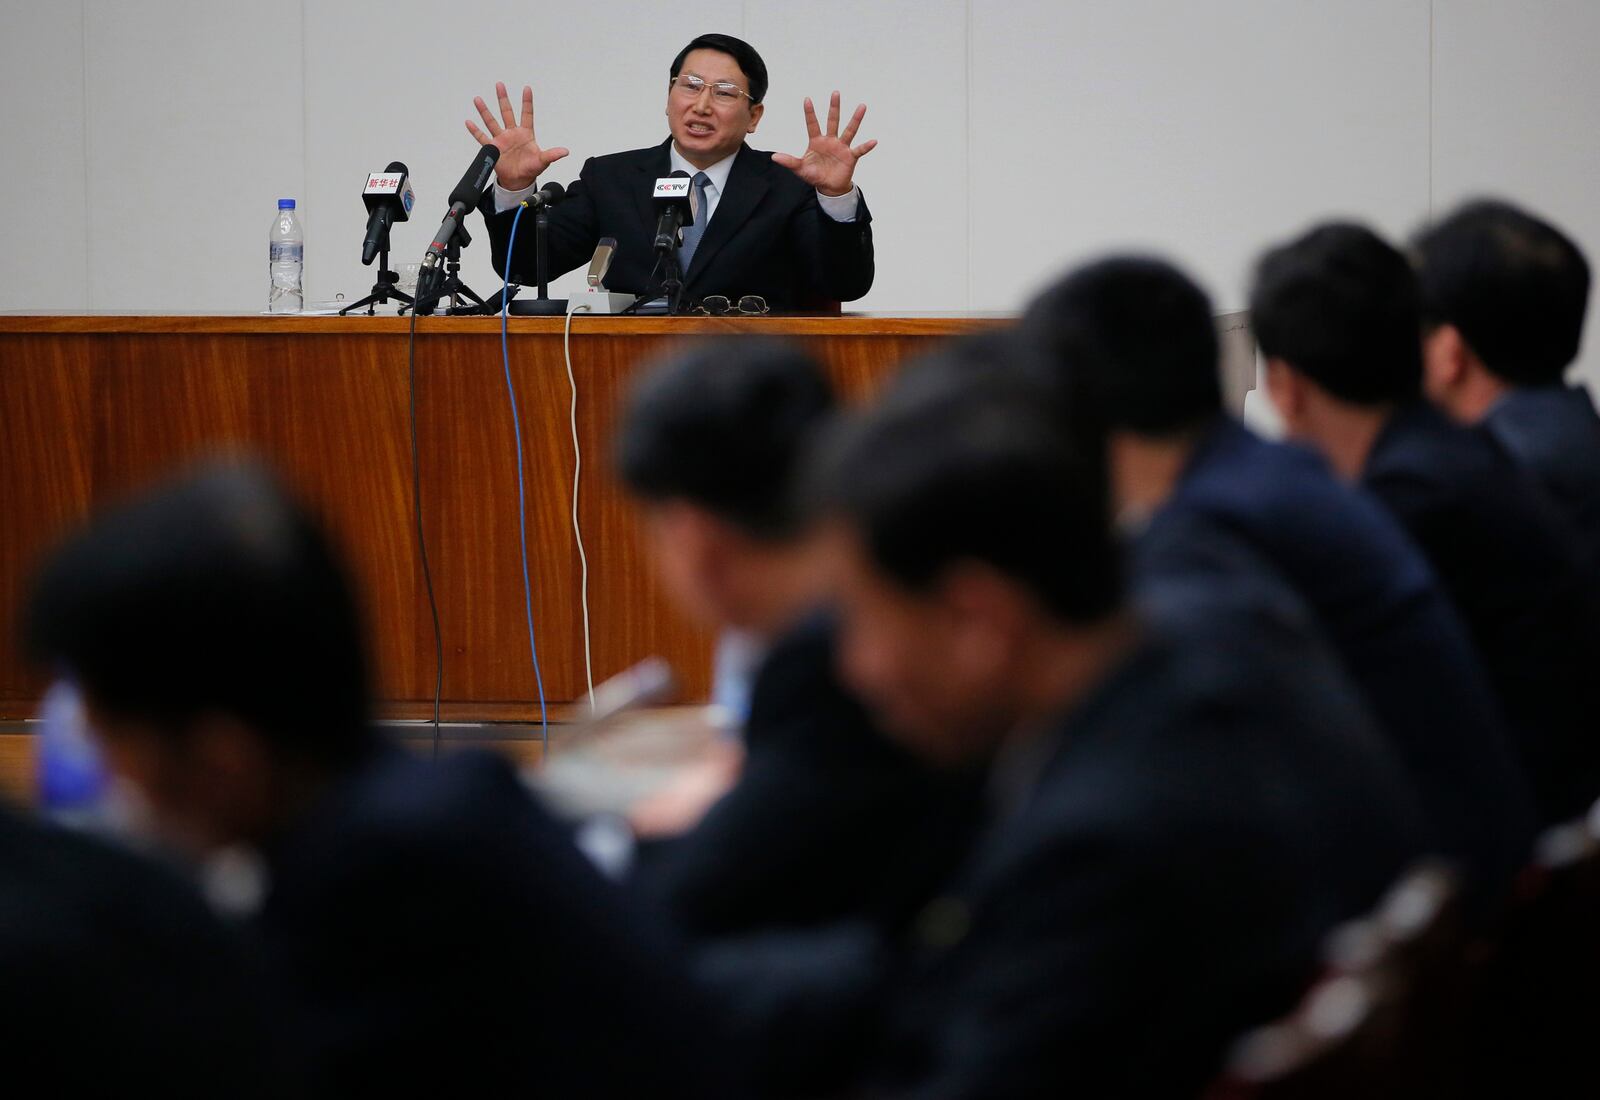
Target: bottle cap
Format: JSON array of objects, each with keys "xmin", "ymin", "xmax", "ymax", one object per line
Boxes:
[{"xmin": 278, "ymin": 198, "xmax": 296, "ymax": 210}]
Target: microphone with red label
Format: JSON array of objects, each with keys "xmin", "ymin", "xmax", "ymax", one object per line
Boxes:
[{"xmin": 360, "ymin": 161, "xmax": 415, "ymax": 266}]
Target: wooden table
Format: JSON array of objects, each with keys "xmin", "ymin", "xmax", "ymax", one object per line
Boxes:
[{"xmin": 0, "ymin": 312, "xmax": 999, "ymax": 721}]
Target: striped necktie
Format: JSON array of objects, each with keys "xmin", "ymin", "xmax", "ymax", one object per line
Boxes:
[{"xmin": 677, "ymin": 171, "xmax": 712, "ymax": 271}]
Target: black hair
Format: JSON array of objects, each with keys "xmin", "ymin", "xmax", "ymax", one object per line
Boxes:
[
  {"xmin": 1250, "ymin": 222, "xmax": 1424, "ymax": 405},
  {"xmin": 1411, "ymin": 198, "xmax": 1591, "ymax": 386},
  {"xmin": 619, "ymin": 339, "xmax": 834, "ymax": 539},
  {"xmin": 670, "ymin": 34, "xmax": 769, "ymax": 105},
  {"xmin": 814, "ymin": 350, "xmax": 1122, "ymax": 625},
  {"xmin": 23, "ymin": 462, "xmax": 371, "ymax": 762},
  {"xmin": 1020, "ymin": 256, "xmax": 1221, "ymax": 437}
]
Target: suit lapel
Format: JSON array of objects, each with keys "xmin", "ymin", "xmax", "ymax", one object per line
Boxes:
[
  {"xmin": 633, "ymin": 139, "xmax": 674, "ymax": 239},
  {"xmin": 684, "ymin": 144, "xmax": 769, "ymax": 287}
]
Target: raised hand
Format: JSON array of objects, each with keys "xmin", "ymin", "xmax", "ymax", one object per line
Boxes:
[
  {"xmin": 771, "ymin": 91, "xmax": 877, "ymax": 197},
  {"xmin": 464, "ymin": 82, "xmax": 570, "ymax": 192}
]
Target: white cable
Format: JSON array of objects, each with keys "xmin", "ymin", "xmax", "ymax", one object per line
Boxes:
[{"xmin": 565, "ymin": 305, "xmax": 596, "ymax": 710}]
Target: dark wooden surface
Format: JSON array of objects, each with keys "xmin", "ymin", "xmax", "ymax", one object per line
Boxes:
[{"xmin": 0, "ymin": 313, "xmax": 1001, "ymax": 720}]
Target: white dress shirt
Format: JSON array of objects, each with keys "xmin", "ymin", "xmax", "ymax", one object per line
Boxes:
[{"xmin": 493, "ymin": 141, "xmax": 861, "ymax": 224}]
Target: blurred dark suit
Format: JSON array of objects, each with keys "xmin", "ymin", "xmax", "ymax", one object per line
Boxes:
[
  {"xmin": 1137, "ymin": 417, "xmax": 1534, "ymax": 890},
  {"xmin": 1484, "ymin": 384, "xmax": 1600, "ymax": 571},
  {"xmin": 0, "ymin": 803, "xmax": 288, "ymax": 1095},
  {"xmin": 870, "ymin": 621, "xmax": 1427, "ymax": 1098},
  {"xmin": 637, "ymin": 613, "xmax": 981, "ymax": 940},
  {"xmin": 1363, "ymin": 401, "xmax": 1600, "ymax": 824},
  {"xmin": 255, "ymin": 743, "xmax": 734, "ymax": 1098}
]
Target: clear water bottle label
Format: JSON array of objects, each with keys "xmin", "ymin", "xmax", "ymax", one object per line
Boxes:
[{"xmin": 270, "ymin": 242, "xmax": 304, "ymax": 263}]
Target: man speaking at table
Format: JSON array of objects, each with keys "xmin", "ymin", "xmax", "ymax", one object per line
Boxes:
[{"xmin": 466, "ymin": 33, "xmax": 877, "ymax": 311}]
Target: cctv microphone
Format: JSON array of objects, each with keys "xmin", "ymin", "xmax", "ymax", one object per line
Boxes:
[
  {"xmin": 587, "ymin": 237, "xmax": 618, "ymax": 288},
  {"xmin": 652, "ymin": 170, "xmax": 694, "ymax": 255},
  {"xmin": 360, "ymin": 161, "xmax": 414, "ymax": 266},
  {"xmin": 422, "ymin": 145, "xmax": 501, "ymax": 269}
]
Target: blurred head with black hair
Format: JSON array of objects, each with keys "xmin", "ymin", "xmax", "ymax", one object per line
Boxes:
[
  {"xmin": 24, "ymin": 461, "xmax": 372, "ymax": 854},
  {"xmin": 811, "ymin": 345, "xmax": 1129, "ymax": 764},
  {"xmin": 1411, "ymin": 198, "xmax": 1591, "ymax": 422},
  {"xmin": 1020, "ymin": 255, "xmax": 1224, "ymax": 522},
  {"xmin": 618, "ymin": 338, "xmax": 838, "ymax": 638},
  {"xmin": 1251, "ymin": 221, "xmax": 1425, "ymax": 478}
]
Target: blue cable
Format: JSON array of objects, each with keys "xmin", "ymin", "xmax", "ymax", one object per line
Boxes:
[{"xmin": 502, "ymin": 202, "xmax": 549, "ymax": 754}]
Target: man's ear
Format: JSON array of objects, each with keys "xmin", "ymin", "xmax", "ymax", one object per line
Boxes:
[
  {"xmin": 748, "ymin": 102, "xmax": 763, "ymax": 134},
  {"xmin": 1263, "ymin": 357, "xmax": 1304, "ymax": 423},
  {"xmin": 1422, "ymin": 324, "xmax": 1470, "ymax": 392}
]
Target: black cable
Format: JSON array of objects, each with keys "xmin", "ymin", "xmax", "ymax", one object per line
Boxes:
[
  {"xmin": 619, "ymin": 256, "xmax": 665, "ymax": 315},
  {"xmin": 407, "ymin": 302, "xmax": 445, "ymax": 759}
]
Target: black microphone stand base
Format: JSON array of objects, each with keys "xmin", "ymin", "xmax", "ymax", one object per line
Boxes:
[
  {"xmin": 471, "ymin": 206, "xmax": 569, "ymax": 316},
  {"xmin": 474, "ymin": 285, "xmax": 571, "ymax": 316},
  {"xmin": 509, "ymin": 298, "xmax": 569, "ymax": 316},
  {"xmin": 340, "ymin": 243, "xmax": 414, "ymax": 315},
  {"xmin": 339, "ymin": 276, "xmax": 414, "ymax": 316}
]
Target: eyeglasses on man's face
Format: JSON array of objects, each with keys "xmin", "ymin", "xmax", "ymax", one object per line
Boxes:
[
  {"xmin": 670, "ymin": 73, "xmax": 755, "ymax": 106},
  {"xmin": 691, "ymin": 295, "xmax": 770, "ymax": 316}
]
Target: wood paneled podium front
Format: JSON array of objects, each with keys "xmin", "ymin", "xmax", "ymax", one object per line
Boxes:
[{"xmin": 0, "ymin": 312, "xmax": 1000, "ymax": 720}]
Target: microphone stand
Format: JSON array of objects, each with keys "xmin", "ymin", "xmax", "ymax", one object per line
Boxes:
[
  {"xmin": 658, "ymin": 244, "xmax": 685, "ymax": 316},
  {"xmin": 495, "ymin": 200, "xmax": 568, "ymax": 316},
  {"xmin": 340, "ymin": 235, "xmax": 414, "ymax": 316},
  {"xmin": 407, "ymin": 224, "xmax": 486, "ymax": 317}
]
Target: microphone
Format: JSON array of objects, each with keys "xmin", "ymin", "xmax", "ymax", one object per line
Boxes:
[
  {"xmin": 587, "ymin": 237, "xmax": 618, "ymax": 288},
  {"xmin": 360, "ymin": 161, "xmax": 414, "ymax": 266},
  {"xmin": 571, "ymin": 238, "xmax": 632, "ymax": 313},
  {"xmin": 584, "ymin": 657, "xmax": 677, "ymax": 728},
  {"xmin": 527, "ymin": 180, "xmax": 566, "ymax": 209},
  {"xmin": 652, "ymin": 170, "xmax": 694, "ymax": 255},
  {"xmin": 422, "ymin": 146, "xmax": 501, "ymax": 269}
]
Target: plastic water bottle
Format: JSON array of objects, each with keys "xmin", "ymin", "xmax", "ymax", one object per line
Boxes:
[{"xmin": 269, "ymin": 197, "xmax": 304, "ymax": 313}]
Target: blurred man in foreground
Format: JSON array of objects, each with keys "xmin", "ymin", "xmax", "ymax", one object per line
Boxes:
[
  {"xmin": 1252, "ymin": 222, "xmax": 1600, "ymax": 825},
  {"xmin": 813, "ymin": 358, "xmax": 1424, "ymax": 1096},
  {"xmin": 23, "ymin": 462, "xmax": 731, "ymax": 1097},
  {"xmin": 1411, "ymin": 198, "xmax": 1600, "ymax": 569},
  {"xmin": 1020, "ymin": 257, "xmax": 1533, "ymax": 897},
  {"xmin": 618, "ymin": 340, "xmax": 979, "ymax": 939},
  {"xmin": 0, "ymin": 797, "xmax": 288, "ymax": 1093}
]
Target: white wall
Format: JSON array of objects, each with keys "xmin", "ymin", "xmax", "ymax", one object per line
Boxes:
[{"xmin": 3, "ymin": 0, "xmax": 1597, "ymax": 388}]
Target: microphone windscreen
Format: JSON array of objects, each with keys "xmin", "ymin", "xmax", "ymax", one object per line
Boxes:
[
  {"xmin": 385, "ymin": 160, "xmax": 409, "ymax": 176},
  {"xmin": 449, "ymin": 146, "xmax": 501, "ymax": 209},
  {"xmin": 542, "ymin": 181, "xmax": 566, "ymax": 203}
]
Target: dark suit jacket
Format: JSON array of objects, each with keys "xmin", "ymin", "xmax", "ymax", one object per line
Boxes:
[
  {"xmin": 1363, "ymin": 402, "xmax": 1600, "ymax": 825},
  {"xmin": 480, "ymin": 139, "xmax": 875, "ymax": 310},
  {"xmin": 871, "ymin": 624, "xmax": 1427, "ymax": 1098},
  {"xmin": 1142, "ymin": 417, "xmax": 1534, "ymax": 891},
  {"xmin": 636, "ymin": 613, "xmax": 981, "ymax": 940},
  {"xmin": 1485, "ymin": 384, "xmax": 1600, "ymax": 572},
  {"xmin": 0, "ymin": 804, "xmax": 289, "ymax": 1095},
  {"xmin": 255, "ymin": 742, "xmax": 735, "ymax": 1098}
]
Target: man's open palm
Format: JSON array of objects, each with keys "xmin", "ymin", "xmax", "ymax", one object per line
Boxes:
[
  {"xmin": 772, "ymin": 92, "xmax": 877, "ymax": 197},
  {"xmin": 465, "ymin": 82, "xmax": 569, "ymax": 192}
]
